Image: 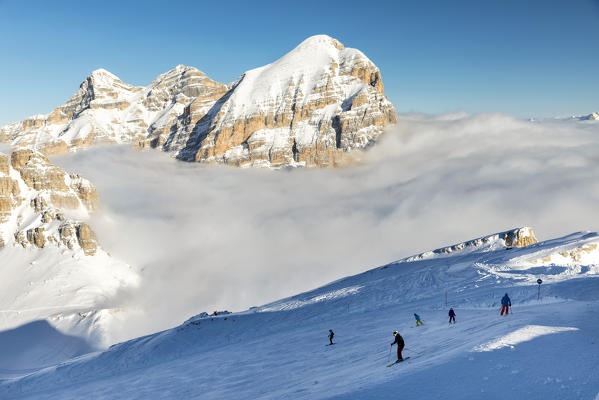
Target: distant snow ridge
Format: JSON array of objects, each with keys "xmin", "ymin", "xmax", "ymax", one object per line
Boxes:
[
  {"xmin": 573, "ymin": 112, "xmax": 599, "ymax": 121},
  {"xmin": 0, "ymin": 35, "xmax": 397, "ymax": 168},
  {"xmin": 401, "ymin": 227, "xmax": 538, "ymax": 262},
  {"xmin": 0, "ymin": 149, "xmax": 138, "ymax": 346}
]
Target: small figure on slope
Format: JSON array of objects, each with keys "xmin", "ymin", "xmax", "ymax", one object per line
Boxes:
[
  {"xmin": 414, "ymin": 313, "xmax": 423, "ymax": 326},
  {"xmin": 391, "ymin": 331, "xmax": 405, "ymax": 362},
  {"xmin": 500, "ymin": 293, "xmax": 511, "ymax": 316},
  {"xmin": 448, "ymin": 308, "xmax": 456, "ymax": 324},
  {"xmin": 328, "ymin": 329, "xmax": 335, "ymax": 345}
]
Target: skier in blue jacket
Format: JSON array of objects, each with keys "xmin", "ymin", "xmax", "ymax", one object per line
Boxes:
[{"xmin": 500, "ymin": 293, "xmax": 511, "ymax": 316}]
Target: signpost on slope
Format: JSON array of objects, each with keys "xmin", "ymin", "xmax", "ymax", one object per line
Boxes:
[{"xmin": 537, "ymin": 278, "xmax": 543, "ymax": 300}]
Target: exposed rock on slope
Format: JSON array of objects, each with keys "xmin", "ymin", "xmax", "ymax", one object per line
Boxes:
[
  {"xmin": 0, "ymin": 149, "xmax": 138, "ymax": 346},
  {"xmin": 0, "ymin": 149, "xmax": 100, "ymax": 253},
  {"xmin": 0, "ymin": 35, "xmax": 397, "ymax": 168},
  {"xmin": 402, "ymin": 227, "xmax": 538, "ymax": 262}
]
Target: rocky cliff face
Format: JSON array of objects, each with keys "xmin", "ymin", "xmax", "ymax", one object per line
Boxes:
[
  {"xmin": 0, "ymin": 35, "xmax": 396, "ymax": 168},
  {"xmin": 0, "ymin": 148, "xmax": 100, "ymax": 254},
  {"xmin": 0, "ymin": 148, "xmax": 138, "ymax": 346}
]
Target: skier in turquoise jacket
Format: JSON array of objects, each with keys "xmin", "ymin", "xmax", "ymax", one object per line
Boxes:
[{"xmin": 414, "ymin": 313, "xmax": 423, "ymax": 326}]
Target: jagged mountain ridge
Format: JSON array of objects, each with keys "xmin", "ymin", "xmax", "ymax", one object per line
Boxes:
[{"xmin": 0, "ymin": 35, "xmax": 397, "ymax": 168}]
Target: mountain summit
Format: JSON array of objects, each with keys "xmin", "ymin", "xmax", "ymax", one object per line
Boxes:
[{"xmin": 0, "ymin": 35, "xmax": 397, "ymax": 168}]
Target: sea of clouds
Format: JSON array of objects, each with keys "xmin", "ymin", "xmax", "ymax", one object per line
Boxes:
[{"xmin": 52, "ymin": 112, "xmax": 599, "ymax": 337}]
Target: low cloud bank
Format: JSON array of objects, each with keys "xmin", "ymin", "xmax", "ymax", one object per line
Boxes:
[{"xmin": 52, "ymin": 113, "xmax": 599, "ymax": 337}]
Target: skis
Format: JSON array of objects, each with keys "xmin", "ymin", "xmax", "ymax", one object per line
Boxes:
[
  {"xmin": 325, "ymin": 343, "xmax": 336, "ymax": 346},
  {"xmin": 386, "ymin": 357, "xmax": 410, "ymax": 367}
]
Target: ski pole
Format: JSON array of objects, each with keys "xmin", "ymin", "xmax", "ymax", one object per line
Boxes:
[{"xmin": 387, "ymin": 345, "xmax": 392, "ymax": 362}]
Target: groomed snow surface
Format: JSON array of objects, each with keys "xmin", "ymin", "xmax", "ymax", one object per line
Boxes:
[{"xmin": 1, "ymin": 230, "xmax": 598, "ymax": 399}]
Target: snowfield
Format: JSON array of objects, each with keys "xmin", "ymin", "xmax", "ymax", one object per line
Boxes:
[{"xmin": 1, "ymin": 228, "xmax": 598, "ymax": 399}]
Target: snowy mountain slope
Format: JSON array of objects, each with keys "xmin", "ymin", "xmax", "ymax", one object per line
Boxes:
[
  {"xmin": 0, "ymin": 320, "xmax": 97, "ymax": 378},
  {"xmin": 0, "ymin": 149, "xmax": 138, "ymax": 358},
  {"xmin": 0, "ymin": 35, "xmax": 396, "ymax": 168},
  {"xmin": 2, "ymin": 227, "xmax": 598, "ymax": 399}
]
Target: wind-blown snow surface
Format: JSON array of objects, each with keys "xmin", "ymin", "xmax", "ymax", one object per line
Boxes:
[
  {"xmin": 1, "ymin": 230, "xmax": 598, "ymax": 399},
  {"xmin": 48, "ymin": 113, "xmax": 599, "ymax": 340}
]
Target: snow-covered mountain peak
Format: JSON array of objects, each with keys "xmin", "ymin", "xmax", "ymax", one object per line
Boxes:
[
  {"xmin": 296, "ymin": 34, "xmax": 345, "ymax": 51},
  {"xmin": 152, "ymin": 64, "xmax": 205, "ymax": 81},
  {"xmin": 169, "ymin": 64, "xmax": 204, "ymax": 75},
  {"xmin": 232, "ymin": 35, "xmax": 376, "ymax": 105},
  {"xmin": 87, "ymin": 68, "xmax": 122, "ymax": 86},
  {"xmin": 1, "ymin": 36, "xmax": 396, "ymax": 167}
]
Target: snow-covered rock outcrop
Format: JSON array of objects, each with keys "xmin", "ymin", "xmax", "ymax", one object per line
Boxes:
[
  {"xmin": 0, "ymin": 149, "xmax": 138, "ymax": 346},
  {"xmin": 402, "ymin": 227, "xmax": 538, "ymax": 262},
  {"xmin": 0, "ymin": 35, "xmax": 397, "ymax": 168},
  {"xmin": 0, "ymin": 149, "xmax": 100, "ymax": 253}
]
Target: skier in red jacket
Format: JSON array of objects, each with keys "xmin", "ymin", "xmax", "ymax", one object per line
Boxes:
[{"xmin": 390, "ymin": 331, "xmax": 405, "ymax": 361}]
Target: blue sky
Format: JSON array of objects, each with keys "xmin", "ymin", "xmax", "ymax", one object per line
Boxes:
[{"xmin": 0, "ymin": 0, "xmax": 597, "ymax": 125}]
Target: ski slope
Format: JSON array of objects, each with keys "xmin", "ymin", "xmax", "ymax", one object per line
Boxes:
[{"xmin": 1, "ymin": 228, "xmax": 599, "ymax": 399}]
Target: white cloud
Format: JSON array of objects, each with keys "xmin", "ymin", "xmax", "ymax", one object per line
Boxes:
[{"xmin": 51, "ymin": 113, "xmax": 599, "ymax": 337}]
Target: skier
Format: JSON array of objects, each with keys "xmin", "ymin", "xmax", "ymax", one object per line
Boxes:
[
  {"xmin": 500, "ymin": 293, "xmax": 511, "ymax": 316},
  {"xmin": 448, "ymin": 308, "xmax": 456, "ymax": 324},
  {"xmin": 390, "ymin": 331, "xmax": 405, "ymax": 361},
  {"xmin": 414, "ymin": 313, "xmax": 423, "ymax": 326},
  {"xmin": 328, "ymin": 329, "xmax": 334, "ymax": 345}
]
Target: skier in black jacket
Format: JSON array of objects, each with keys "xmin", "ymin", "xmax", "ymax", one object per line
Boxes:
[
  {"xmin": 391, "ymin": 331, "xmax": 405, "ymax": 361},
  {"xmin": 328, "ymin": 329, "xmax": 334, "ymax": 345},
  {"xmin": 448, "ymin": 308, "xmax": 456, "ymax": 324}
]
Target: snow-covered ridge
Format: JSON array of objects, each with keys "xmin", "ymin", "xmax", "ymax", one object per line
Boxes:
[
  {"xmin": 0, "ymin": 35, "xmax": 397, "ymax": 168},
  {"xmin": 573, "ymin": 112, "xmax": 599, "ymax": 121},
  {"xmin": 2, "ymin": 227, "xmax": 598, "ymax": 398},
  {"xmin": 401, "ymin": 227, "xmax": 538, "ymax": 262}
]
